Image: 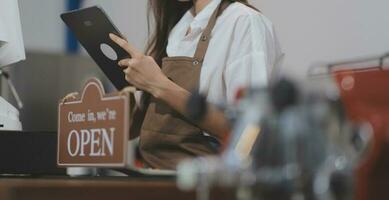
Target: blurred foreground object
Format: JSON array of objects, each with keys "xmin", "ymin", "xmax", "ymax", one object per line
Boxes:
[
  {"xmin": 179, "ymin": 77, "xmax": 363, "ymax": 200},
  {"xmin": 330, "ymin": 53, "xmax": 389, "ymax": 200},
  {"xmin": 0, "ymin": 0, "xmax": 25, "ymax": 130},
  {"xmin": 177, "ymin": 53, "xmax": 389, "ymax": 200}
]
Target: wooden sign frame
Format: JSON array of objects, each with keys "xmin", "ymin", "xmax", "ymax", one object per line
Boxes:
[{"xmin": 57, "ymin": 78, "xmax": 130, "ymax": 167}]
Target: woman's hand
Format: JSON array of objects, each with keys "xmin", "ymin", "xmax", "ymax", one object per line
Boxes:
[
  {"xmin": 109, "ymin": 33, "xmax": 169, "ymax": 97},
  {"xmin": 109, "ymin": 34, "xmax": 230, "ymax": 139}
]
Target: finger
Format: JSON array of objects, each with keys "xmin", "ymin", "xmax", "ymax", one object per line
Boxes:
[
  {"xmin": 124, "ymin": 70, "xmax": 136, "ymax": 86},
  {"xmin": 123, "ymin": 67, "xmax": 130, "ymax": 75},
  {"xmin": 123, "ymin": 65, "xmax": 134, "ymax": 77},
  {"xmin": 118, "ymin": 59, "xmax": 131, "ymax": 68},
  {"xmin": 119, "ymin": 59, "xmax": 139, "ymax": 69},
  {"xmin": 109, "ymin": 33, "xmax": 142, "ymax": 57},
  {"xmin": 118, "ymin": 58, "xmax": 135, "ymax": 66},
  {"xmin": 125, "ymin": 73, "xmax": 130, "ymax": 83},
  {"xmin": 124, "ymin": 69, "xmax": 130, "ymax": 82}
]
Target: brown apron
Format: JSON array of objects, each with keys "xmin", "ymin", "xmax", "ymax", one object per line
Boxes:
[{"xmin": 138, "ymin": 1, "xmax": 231, "ymax": 170}]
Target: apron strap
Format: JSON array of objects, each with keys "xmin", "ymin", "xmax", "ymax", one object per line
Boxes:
[
  {"xmin": 193, "ymin": 1, "xmax": 231, "ymax": 66},
  {"xmin": 130, "ymin": 1, "xmax": 231, "ymax": 139}
]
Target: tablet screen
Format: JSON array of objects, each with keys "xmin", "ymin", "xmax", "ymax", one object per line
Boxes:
[{"xmin": 61, "ymin": 6, "xmax": 130, "ymax": 90}]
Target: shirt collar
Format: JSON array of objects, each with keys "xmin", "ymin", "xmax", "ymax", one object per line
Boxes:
[{"xmin": 188, "ymin": 0, "xmax": 222, "ymax": 30}]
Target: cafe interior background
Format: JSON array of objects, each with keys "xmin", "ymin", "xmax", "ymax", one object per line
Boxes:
[
  {"xmin": 2, "ymin": 0, "xmax": 388, "ymax": 131},
  {"xmin": 0, "ymin": 0, "xmax": 389, "ymax": 199}
]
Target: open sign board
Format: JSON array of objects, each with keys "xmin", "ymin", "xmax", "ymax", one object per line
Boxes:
[{"xmin": 57, "ymin": 78, "xmax": 130, "ymax": 167}]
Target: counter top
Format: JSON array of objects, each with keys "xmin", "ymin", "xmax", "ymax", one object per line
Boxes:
[{"xmin": 0, "ymin": 177, "xmax": 234, "ymax": 200}]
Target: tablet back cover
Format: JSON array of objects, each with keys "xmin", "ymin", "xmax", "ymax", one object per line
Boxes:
[{"xmin": 61, "ymin": 6, "xmax": 129, "ymax": 90}]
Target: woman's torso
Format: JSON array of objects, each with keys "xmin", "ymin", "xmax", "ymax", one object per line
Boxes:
[
  {"xmin": 167, "ymin": 0, "xmax": 283, "ymax": 105},
  {"xmin": 138, "ymin": 0, "xmax": 283, "ymax": 169}
]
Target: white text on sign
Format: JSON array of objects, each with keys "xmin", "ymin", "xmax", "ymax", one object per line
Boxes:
[{"xmin": 67, "ymin": 128, "xmax": 115, "ymax": 157}]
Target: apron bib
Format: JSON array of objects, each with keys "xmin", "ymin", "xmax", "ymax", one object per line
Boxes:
[{"xmin": 139, "ymin": 1, "xmax": 231, "ymax": 170}]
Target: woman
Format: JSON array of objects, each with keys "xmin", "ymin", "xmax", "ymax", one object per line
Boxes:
[{"xmin": 109, "ymin": 0, "xmax": 283, "ymax": 169}]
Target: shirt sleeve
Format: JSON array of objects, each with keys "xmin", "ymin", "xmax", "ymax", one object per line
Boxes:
[{"xmin": 223, "ymin": 13, "xmax": 282, "ymax": 104}]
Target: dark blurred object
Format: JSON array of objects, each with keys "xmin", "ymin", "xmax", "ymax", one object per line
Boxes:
[
  {"xmin": 178, "ymin": 79, "xmax": 356, "ymax": 200},
  {"xmin": 270, "ymin": 78, "xmax": 298, "ymax": 113},
  {"xmin": 330, "ymin": 170, "xmax": 354, "ymax": 200},
  {"xmin": 186, "ymin": 91, "xmax": 208, "ymax": 122},
  {"xmin": 334, "ymin": 66, "xmax": 389, "ymax": 200},
  {"xmin": 253, "ymin": 79, "xmax": 355, "ymax": 200},
  {"xmin": 185, "ymin": 91, "xmax": 231, "ymax": 141},
  {"xmin": 0, "ymin": 131, "xmax": 65, "ymax": 175}
]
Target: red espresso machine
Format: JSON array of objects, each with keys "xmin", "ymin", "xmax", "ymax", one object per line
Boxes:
[{"xmin": 333, "ymin": 53, "xmax": 389, "ymax": 200}]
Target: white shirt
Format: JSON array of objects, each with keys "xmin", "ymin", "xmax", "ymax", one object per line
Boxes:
[
  {"xmin": 167, "ymin": 0, "xmax": 283, "ymax": 105},
  {"xmin": 0, "ymin": 0, "xmax": 25, "ymax": 68}
]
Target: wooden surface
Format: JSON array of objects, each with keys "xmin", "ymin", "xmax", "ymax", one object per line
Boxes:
[{"xmin": 0, "ymin": 177, "xmax": 234, "ymax": 200}]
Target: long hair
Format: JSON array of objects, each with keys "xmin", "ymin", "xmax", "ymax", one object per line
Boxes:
[{"xmin": 146, "ymin": 0, "xmax": 255, "ymax": 65}]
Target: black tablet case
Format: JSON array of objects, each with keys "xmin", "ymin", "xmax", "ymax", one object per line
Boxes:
[{"xmin": 61, "ymin": 6, "xmax": 130, "ymax": 90}]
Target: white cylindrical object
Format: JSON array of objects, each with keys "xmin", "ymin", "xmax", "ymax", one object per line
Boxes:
[{"xmin": 66, "ymin": 167, "xmax": 97, "ymax": 177}]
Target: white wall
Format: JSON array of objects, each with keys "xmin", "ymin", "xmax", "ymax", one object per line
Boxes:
[
  {"xmin": 18, "ymin": 0, "xmax": 389, "ymax": 79},
  {"xmin": 18, "ymin": 0, "xmax": 65, "ymax": 52},
  {"xmin": 18, "ymin": 0, "xmax": 148, "ymax": 52},
  {"xmin": 254, "ymin": 0, "xmax": 389, "ymax": 78}
]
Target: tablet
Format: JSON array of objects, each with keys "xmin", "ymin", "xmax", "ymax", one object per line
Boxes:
[{"xmin": 61, "ymin": 6, "xmax": 130, "ymax": 90}]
